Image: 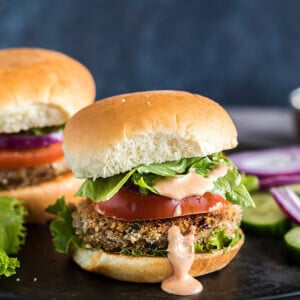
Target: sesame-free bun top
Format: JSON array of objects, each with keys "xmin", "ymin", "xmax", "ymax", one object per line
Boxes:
[
  {"xmin": 0, "ymin": 47, "xmax": 95, "ymax": 133},
  {"xmin": 64, "ymin": 90, "xmax": 238, "ymax": 179}
]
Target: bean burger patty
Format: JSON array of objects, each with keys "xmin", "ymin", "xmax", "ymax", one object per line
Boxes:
[
  {"xmin": 0, "ymin": 158, "xmax": 69, "ymax": 190},
  {"xmin": 72, "ymin": 198, "xmax": 242, "ymax": 256}
]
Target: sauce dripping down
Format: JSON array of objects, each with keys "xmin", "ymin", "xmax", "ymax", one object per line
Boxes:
[{"xmin": 161, "ymin": 225, "xmax": 203, "ymax": 296}]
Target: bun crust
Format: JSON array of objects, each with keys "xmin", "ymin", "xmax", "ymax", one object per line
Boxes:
[
  {"xmin": 0, "ymin": 48, "xmax": 95, "ymax": 133},
  {"xmin": 72, "ymin": 239, "xmax": 243, "ymax": 283},
  {"xmin": 0, "ymin": 172, "xmax": 83, "ymax": 223},
  {"xmin": 64, "ymin": 90, "xmax": 237, "ymax": 179}
]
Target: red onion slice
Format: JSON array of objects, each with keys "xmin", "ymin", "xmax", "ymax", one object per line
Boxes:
[
  {"xmin": 259, "ymin": 173, "xmax": 300, "ymax": 189},
  {"xmin": 229, "ymin": 146, "xmax": 300, "ymax": 177},
  {"xmin": 270, "ymin": 186, "xmax": 300, "ymax": 224},
  {"xmin": 0, "ymin": 130, "xmax": 63, "ymax": 149}
]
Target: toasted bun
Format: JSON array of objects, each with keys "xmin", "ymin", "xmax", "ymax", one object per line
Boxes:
[
  {"xmin": 0, "ymin": 172, "xmax": 83, "ymax": 223},
  {"xmin": 64, "ymin": 90, "xmax": 238, "ymax": 179},
  {"xmin": 0, "ymin": 47, "xmax": 95, "ymax": 133},
  {"xmin": 72, "ymin": 238, "xmax": 243, "ymax": 283}
]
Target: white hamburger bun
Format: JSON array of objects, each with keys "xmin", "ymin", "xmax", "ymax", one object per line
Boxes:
[
  {"xmin": 72, "ymin": 239, "xmax": 244, "ymax": 283},
  {"xmin": 64, "ymin": 90, "xmax": 237, "ymax": 179},
  {"xmin": 0, "ymin": 47, "xmax": 96, "ymax": 133}
]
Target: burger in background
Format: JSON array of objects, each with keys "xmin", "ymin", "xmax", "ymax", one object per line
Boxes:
[
  {"xmin": 47, "ymin": 91, "xmax": 254, "ymax": 294},
  {"xmin": 0, "ymin": 47, "xmax": 95, "ymax": 223}
]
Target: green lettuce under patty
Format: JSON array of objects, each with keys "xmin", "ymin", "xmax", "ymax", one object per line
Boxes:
[
  {"xmin": 194, "ymin": 229, "xmax": 243, "ymax": 253},
  {"xmin": 75, "ymin": 152, "xmax": 255, "ymax": 207}
]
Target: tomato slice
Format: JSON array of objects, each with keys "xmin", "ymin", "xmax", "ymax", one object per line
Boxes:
[
  {"xmin": 94, "ymin": 189, "xmax": 230, "ymax": 220},
  {"xmin": 0, "ymin": 142, "xmax": 64, "ymax": 169}
]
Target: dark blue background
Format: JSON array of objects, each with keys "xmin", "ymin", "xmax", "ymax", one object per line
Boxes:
[{"xmin": 0, "ymin": 0, "xmax": 300, "ymax": 106}]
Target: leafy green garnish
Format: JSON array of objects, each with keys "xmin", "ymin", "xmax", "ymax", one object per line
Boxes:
[
  {"xmin": 131, "ymin": 172, "xmax": 158, "ymax": 194},
  {"xmin": 0, "ymin": 250, "xmax": 20, "ymax": 277},
  {"xmin": 212, "ymin": 169, "xmax": 255, "ymax": 207},
  {"xmin": 0, "ymin": 197, "xmax": 27, "ymax": 277},
  {"xmin": 23, "ymin": 124, "xmax": 64, "ymax": 136},
  {"xmin": 76, "ymin": 153, "xmax": 254, "ymax": 207},
  {"xmin": 195, "ymin": 229, "xmax": 243, "ymax": 254},
  {"xmin": 121, "ymin": 229, "xmax": 243, "ymax": 257},
  {"xmin": 75, "ymin": 170, "xmax": 136, "ymax": 202},
  {"xmin": 46, "ymin": 197, "xmax": 82, "ymax": 253},
  {"xmin": 119, "ymin": 248, "xmax": 168, "ymax": 257}
]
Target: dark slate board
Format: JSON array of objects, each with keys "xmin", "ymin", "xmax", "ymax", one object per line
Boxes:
[{"xmin": 0, "ymin": 223, "xmax": 299, "ymax": 300}]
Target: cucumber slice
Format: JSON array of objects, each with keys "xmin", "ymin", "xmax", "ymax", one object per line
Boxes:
[
  {"xmin": 284, "ymin": 227, "xmax": 300, "ymax": 264},
  {"xmin": 289, "ymin": 183, "xmax": 300, "ymax": 194},
  {"xmin": 242, "ymin": 192, "xmax": 290, "ymax": 237}
]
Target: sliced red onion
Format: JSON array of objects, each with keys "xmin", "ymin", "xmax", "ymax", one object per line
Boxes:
[
  {"xmin": 270, "ymin": 186, "xmax": 300, "ymax": 224},
  {"xmin": 229, "ymin": 146, "xmax": 300, "ymax": 177},
  {"xmin": 259, "ymin": 173, "xmax": 300, "ymax": 189},
  {"xmin": 0, "ymin": 130, "xmax": 63, "ymax": 149}
]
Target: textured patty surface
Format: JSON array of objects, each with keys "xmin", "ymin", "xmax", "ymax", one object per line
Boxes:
[
  {"xmin": 72, "ymin": 198, "xmax": 242, "ymax": 255},
  {"xmin": 0, "ymin": 158, "xmax": 68, "ymax": 190}
]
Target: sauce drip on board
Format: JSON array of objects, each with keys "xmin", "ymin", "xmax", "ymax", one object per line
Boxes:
[{"xmin": 161, "ymin": 225, "xmax": 203, "ymax": 296}]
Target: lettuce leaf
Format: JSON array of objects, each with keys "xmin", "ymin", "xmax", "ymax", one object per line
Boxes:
[
  {"xmin": 131, "ymin": 172, "xmax": 158, "ymax": 194},
  {"xmin": 212, "ymin": 169, "xmax": 255, "ymax": 207},
  {"xmin": 24, "ymin": 124, "xmax": 64, "ymax": 136},
  {"xmin": 194, "ymin": 229, "xmax": 243, "ymax": 254},
  {"xmin": 0, "ymin": 249, "xmax": 20, "ymax": 277},
  {"xmin": 112, "ymin": 228, "xmax": 243, "ymax": 256},
  {"xmin": 75, "ymin": 153, "xmax": 254, "ymax": 207},
  {"xmin": 75, "ymin": 170, "xmax": 136, "ymax": 202},
  {"xmin": 0, "ymin": 196, "xmax": 27, "ymax": 277},
  {"xmin": 119, "ymin": 248, "xmax": 168, "ymax": 257},
  {"xmin": 46, "ymin": 197, "xmax": 83, "ymax": 253}
]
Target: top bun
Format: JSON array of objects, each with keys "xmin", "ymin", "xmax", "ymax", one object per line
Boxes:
[
  {"xmin": 0, "ymin": 47, "xmax": 95, "ymax": 133},
  {"xmin": 64, "ymin": 90, "xmax": 237, "ymax": 179}
]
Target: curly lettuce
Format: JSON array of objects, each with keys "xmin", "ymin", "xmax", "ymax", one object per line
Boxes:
[
  {"xmin": 194, "ymin": 229, "xmax": 243, "ymax": 253},
  {"xmin": 46, "ymin": 197, "xmax": 83, "ymax": 254},
  {"xmin": 0, "ymin": 197, "xmax": 27, "ymax": 277},
  {"xmin": 0, "ymin": 250, "xmax": 20, "ymax": 277}
]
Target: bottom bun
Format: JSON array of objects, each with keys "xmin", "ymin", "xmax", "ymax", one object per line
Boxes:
[
  {"xmin": 72, "ymin": 238, "xmax": 244, "ymax": 283},
  {"xmin": 0, "ymin": 172, "xmax": 83, "ymax": 223}
]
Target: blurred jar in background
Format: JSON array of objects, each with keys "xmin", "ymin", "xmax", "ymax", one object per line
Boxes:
[{"xmin": 290, "ymin": 87, "xmax": 300, "ymax": 138}]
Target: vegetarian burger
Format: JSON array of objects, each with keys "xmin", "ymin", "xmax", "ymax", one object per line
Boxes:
[
  {"xmin": 48, "ymin": 91, "xmax": 254, "ymax": 283},
  {"xmin": 0, "ymin": 48, "xmax": 95, "ymax": 222}
]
